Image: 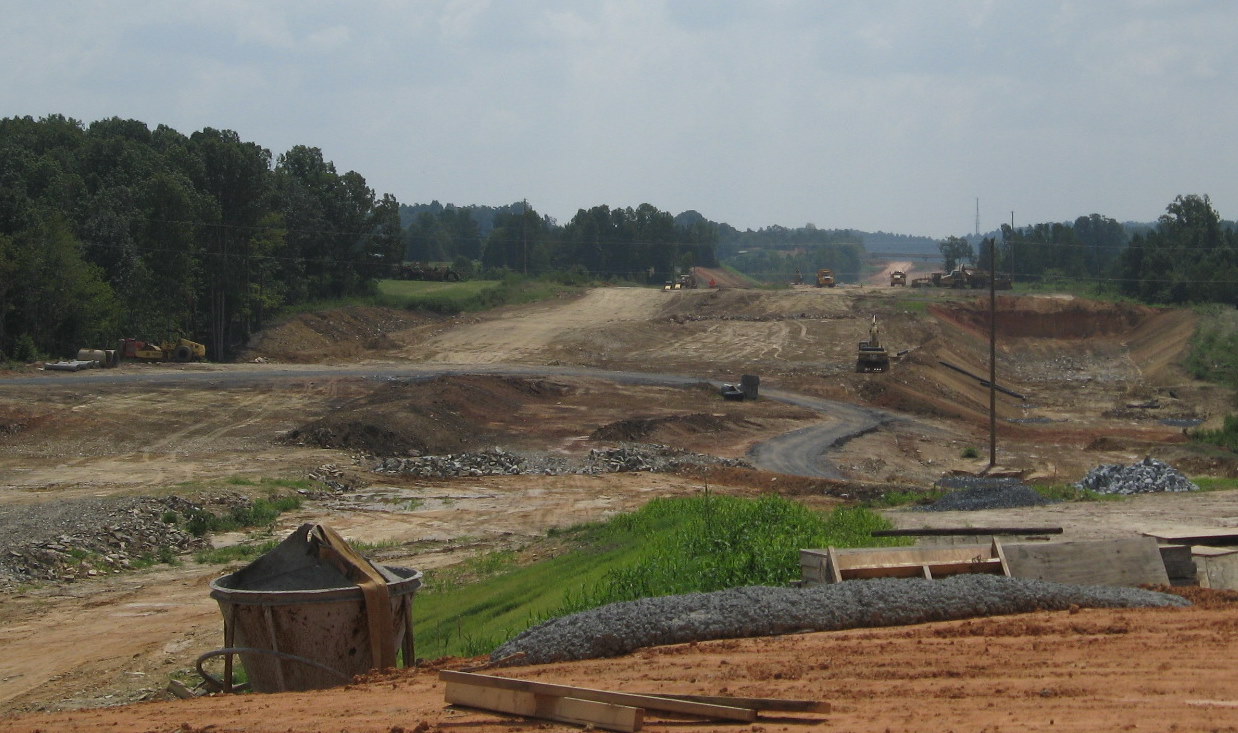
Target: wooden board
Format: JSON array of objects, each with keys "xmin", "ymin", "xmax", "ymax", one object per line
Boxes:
[
  {"xmin": 1143, "ymin": 528, "xmax": 1238, "ymax": 546},
  {"xmin": 1003, "ymin": 537, "xmax": 1170, "ymax": 587},
  {"xmin": 445, "ymin": 680, "xmax": 643, "ymax": 732},
  {"xmin": 801, "ymin": 540, "xmax": 1008, "ymax": 584},
  {"xmin": 648, "ymin": 693, "xmax": 830, "ymax": 713},
  {"xmin": 439, "ymin": 671, "xmax": 757, "ymax": 722},
  {"xmin": 1193, "ymin": 546, "xmax": 1238, "ymax": 590}
]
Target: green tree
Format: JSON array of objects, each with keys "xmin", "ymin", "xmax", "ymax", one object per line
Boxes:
[{"xmin": 938, "ymin": 236, "xmax": 974, "ymax": 272}]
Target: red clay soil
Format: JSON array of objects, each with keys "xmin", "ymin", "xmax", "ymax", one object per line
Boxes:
[{"xmin": 7, "ymin": 591, "xmax": 1238, "ymax": 733}]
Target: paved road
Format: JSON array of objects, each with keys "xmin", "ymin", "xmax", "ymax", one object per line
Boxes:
[{"xmin": 1, "ymin": 363, "xmax": 893, "ymax": 478}]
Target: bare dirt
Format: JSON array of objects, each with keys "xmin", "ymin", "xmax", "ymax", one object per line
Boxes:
[{"xmin": 2, "ymin": 279, "xmax": 1238, "ymax": 731}]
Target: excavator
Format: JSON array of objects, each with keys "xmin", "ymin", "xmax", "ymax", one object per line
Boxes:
[{"xmin": 856, "ymin": 315, "xmax": 890, "ymax": 373}]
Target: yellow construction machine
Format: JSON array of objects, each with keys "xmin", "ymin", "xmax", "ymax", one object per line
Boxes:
[
  {"xmin": 119, "ymin": 337, "xmax": 207, "ymax": 363},
  {"xmin": 856, "ymin": 315, "xmax": 890, "ymax": 373},
  {"xmin": 815, "ymin": 269, "xmax": 836, "ymax": 288}
]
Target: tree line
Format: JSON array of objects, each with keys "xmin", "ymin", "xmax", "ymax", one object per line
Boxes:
[
  {"xmin": 934, "ymin": 196, "xmax": 1238, "ymax": 307},
  {"xmin": 0, "ymin": 115, "xmax": 720, "ymax": 362},
  {"xmin": 0, "ymin": 115, "xmax": 402, "ymax": 362},
  {"xmin": 400, "ymin": 201, "xmax": 719, "ymax": 281}
]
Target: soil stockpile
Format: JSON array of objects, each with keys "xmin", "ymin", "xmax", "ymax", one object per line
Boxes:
[{"xmin": 492, "ymin": 575, "xmax": 1187, "ymax": 665}]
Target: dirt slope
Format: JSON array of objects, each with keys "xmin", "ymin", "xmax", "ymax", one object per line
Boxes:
[{"xmin": 5, "ymin": 591, "xmax": 1237, "ymax": 733}]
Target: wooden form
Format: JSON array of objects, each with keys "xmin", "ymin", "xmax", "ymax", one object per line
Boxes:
[
  {"xmin": 800, "ymin": 539, "xmax": 1009, "ymax": 585},
  {"xmin": 1143, "ymin": 528, "xmax": 1238, "ymax": 547},
  {"xmin": 1001, "ymin": 537, "xmax": 1170, "ymax": 587},
  {"xmin": 1192, "ymin": 546, "xmax": 1238, "ymax": 590},
  {"xmin": 871, "ymin": 527, "xmax": 1062, "ymax": 537},
  {"xmin": 440, "ymin": 670, "xmax": 828, "ymax": 731}
]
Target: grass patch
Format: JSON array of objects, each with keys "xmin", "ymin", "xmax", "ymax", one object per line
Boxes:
[
  {"xmin": 1031, "ymin": 483, "xmax": 1125, "ymax": 502},
  {"xmin": 1192, "ymin": 476, "xmax": 1238, "ymax": 492},
  {"xmin": 195, "ymin": 539, "xmax": 281, "ymax": 565},
  {"xmin": 1191, "ymin": 414, "xmax": 1238, "ymax": 453},
  {"xmin": 414, "ymin": 495, "xmax": 900, "ymax": 659},
  {"xmin": 866, "ymin": 488, "xmax": 949, "ymax": 508},
  {"xmin": 376, "ymin": 274, "xmax": 580, "ymax": 315},
  {"xmin": 1186, "ymin": 305, "xmax": 1238, "ymax": 390},
  {"xmin": 184, "ymin": 495, "xmax": 303, "ymax": 538}
]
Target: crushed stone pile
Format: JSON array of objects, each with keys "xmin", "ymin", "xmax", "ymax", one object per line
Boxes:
[
  {"xmin": 492, "ymin": 575, "xmax": 1187, "ymax": 665},
  {"xmin": 1075, "ymin": 457, "xmax": 1199, "ymax": 495},
  {"xmin": 0, "ymin": 495, "xmax": 212, "ymax": 586},
  {"xmin": 369, "ymin": 443, "xmax": 751, "ymax": 479},
  {"xmin": 919, "ymin": 476, "xmax": 1056, "ymax": 512}
]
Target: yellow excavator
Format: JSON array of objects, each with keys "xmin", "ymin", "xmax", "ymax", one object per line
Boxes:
[{"xmin": 856, "ymin": 316, "xmax": 890, "ymax": 373}]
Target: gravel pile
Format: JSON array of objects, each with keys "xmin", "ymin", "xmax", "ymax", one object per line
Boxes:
[
  {"xmin": 492, "ymin": 575, "xmax": 1188, "ymax": 665},
  {"xmin": 1075, "ymin": 457, "xmax": 1199, "ymax": 495},
  {"xmin": 369, "ymin": 443, "xmax": 751, "ymax": 479},
  {"xmin": 919, "ymin": 476, "xmax": 1056, "ymax": 512},
  {"xmin": 0, "ymin": 495, "xmax": 211, "ymax": 586}
]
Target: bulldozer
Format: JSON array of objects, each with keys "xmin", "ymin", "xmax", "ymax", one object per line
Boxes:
[
  {"xmin": 889, "ymin": 270, "xmax": 907, "ymax": 286},
  {"xmin": 119, "ymin": 337, "xmax": 207, "ymax": 363},
  {"xmin": 815, "ymin": 269, "xmax": 836, "ymax": 288},
  {"xmin": 855, "ymin": 315, "xmax": 890, "ymax": 373}
]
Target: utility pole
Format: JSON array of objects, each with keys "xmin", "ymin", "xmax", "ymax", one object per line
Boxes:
[
  {"xmin": 521, "ymin": 199, "xmax": 528, "ymax": 275},
  {"xmin": 988, "ymin": 234, "xmax": 997, "ymax": 469}
]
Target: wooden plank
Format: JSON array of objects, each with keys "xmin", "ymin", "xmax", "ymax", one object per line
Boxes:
[
  {"xmin": 445, "ymin": 680, "xmax": 642, "ymax": 732},
  {"xmin": 439, "ymin": 671, "xmax": 756, "ymax": 722},
  {"xmin": 830, "ymin": 544, "xmax": 999, "ymax": 570},
  {"xmin": 1003, "ymin": 538, "xmax": 1170, "ymax": 587},
  {"xmin": 647, "ymin": 693, "xmax": 830, "ymax": 713},
  {"xmin": 1144, "ymin": 528, "xmax": 1238, "ymax": 546},
  {"xmin": 872, "ymin": 527, "xmax": 1062, "ymax": 537}
]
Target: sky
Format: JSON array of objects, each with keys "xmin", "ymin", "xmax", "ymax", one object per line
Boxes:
[{"xmin": 3, "ymin": 1, "xmax": 1236, "ymax": 238}]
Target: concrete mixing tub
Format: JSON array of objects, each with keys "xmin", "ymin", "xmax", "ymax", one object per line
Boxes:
[{"xmin": 207, "ymin": 525, "xmax": 422, "ymax": 693}]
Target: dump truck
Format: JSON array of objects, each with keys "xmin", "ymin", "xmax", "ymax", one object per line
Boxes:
[
  {"xmin": 889, "ymin": 270, "xmax": 907, "ymax": 286},
  {"xmin": 815, "ymin": 269, "xmax": 836, "ymax": 288},
  {"xmin": 856, "ymin": 315, "xmax": 890, "ymax": 373},
  {"xmin": 119, "ymin": 337, "xmax": 207, "ymax": 363}
]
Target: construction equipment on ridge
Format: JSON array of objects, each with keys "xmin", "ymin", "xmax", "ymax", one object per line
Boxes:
[{"xmin": 856, "ymin": 315, "xmax": 890, "ymax": 373}]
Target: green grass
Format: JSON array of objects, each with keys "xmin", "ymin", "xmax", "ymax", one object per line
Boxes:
[
  {"xmin": 184, "ymin": 495, "xmax": 303, "ymax": 537},
  {"xmin": 1186, "ymin": 305, "xmax": 1238, "ymax": 390},
  {"xmin": 1191, "ymin": 414, "xmax": 1238, "ymax": 453},
  {"xmin": 375, "ymin": 275, "xmax": 580, "ymax": 315},
  {"xmin": 1031, "ymin": 483, "xmax": 1126, "ymax": 503},
  {"xmin": 414, "ymin": 495, "xmax": 901, "ymax": 659},
  {"xmin": 1193, "ymin": 476, "xmax": 1238, "ymax": 492},
  {"xmin": 865, "ymin": 488, "xmax": 949, "ymax": 508},
  {"xmin": 195, "ymin": 539, "xmax": 281, "ymax": 565}
]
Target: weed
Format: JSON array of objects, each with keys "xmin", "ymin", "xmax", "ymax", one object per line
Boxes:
[
  {"xmin": 1191, "ymin": 414, "xmax": 1238, "ymax": 452},
  {"xmin": 867, "ymin": 488, "xmax": 948, "ymax": 508},
  {"xmin": 183, "ymin": 495, "xmax": 303, "ymax": 538},
  {"xmin": 1193, "ymin": 476, "xmax": 1238, "ymax": 492},
  {"xmin": 961, "ymin": 446, "xmax": 979, "ymax": 459},
  {"xmin": 1032, "ymin": 483, "xmax": 1125, "ymax": 502},
  {"xmin": 195, "ymin": 539, "xmax": 281, "ymax": 565}
]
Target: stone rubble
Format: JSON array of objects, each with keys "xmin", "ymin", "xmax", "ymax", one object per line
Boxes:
[
  {"xmin": 1075, "ymin": 456, "xmax": 1199, "ymax": 495},
  {"xmin": 367, "ymin": 443, "xmax": 751, "ymax": 479},
  {"xmin": 0, "ymin": 495, "xmax": 240, "ymax": 587}
]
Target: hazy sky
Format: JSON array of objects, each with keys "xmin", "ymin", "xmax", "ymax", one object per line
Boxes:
[{"xmin": 4, "ymin": 1, "xmax": 1235, "ymax": 237}]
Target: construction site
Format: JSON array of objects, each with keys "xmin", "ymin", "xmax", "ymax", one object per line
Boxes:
[{"xmin": 1, "ymin": 263, "xmax": 1237, "ymax": 732}]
